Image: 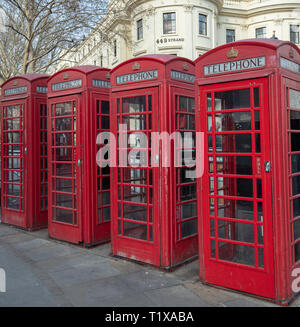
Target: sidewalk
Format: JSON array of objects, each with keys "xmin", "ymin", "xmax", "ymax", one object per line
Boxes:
[{"xmin": 0, "ymin": 222, "xmax": 298, "ymax": 307}]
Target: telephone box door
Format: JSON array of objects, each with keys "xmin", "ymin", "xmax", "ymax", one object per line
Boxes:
[
  {"xmin": 112, "ymin": 87, "xmax": 160, "ymax": 266},
  {"xmin": 171, "ymin": 87, "xmax": 198, "ymax": 265},
  {"xmin": 48, "ymin": 95, "xmax": 82, "ymax": 244},
  {"xmin": 200, "ymin": 78, "xmax": 275, "ymax": 298},
  {"xmin": 1, "ymin": 100, "xmax": 26, "ymax": 226}
]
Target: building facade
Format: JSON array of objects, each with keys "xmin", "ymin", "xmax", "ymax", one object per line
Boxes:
[{"xmin": 56, "ymin": 0, "xmax": 300, "ymax": 70}]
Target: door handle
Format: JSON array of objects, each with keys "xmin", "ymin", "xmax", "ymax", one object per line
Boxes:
[
  {"xmin": 264, "ymin": 161, "xmax": 271, "ymax": 173},
  {"xmin": 24, "ymin": 147, "xmax": 27, "ymax": 154},
  {"xmin": 77, "ymin": 159, "xmax": 81, "ymax": 167}
]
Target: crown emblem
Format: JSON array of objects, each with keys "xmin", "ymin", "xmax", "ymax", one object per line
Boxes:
[
  {"xmin": 13, "ymin": 80, "xmax": 18, "ymax": 86},
  {"xmin": 227, "ymin": 47, "xmax": 239, "ymax": 59},
  {"xmin": 183, "ymin": 63, "xmax": 189, "ymax": 71},
  {"xmin": 289, "ymin": 48, "xmax": 295, "ymax": 59},
  {"xmin": 106, "ymin": 73, "xmax": 111, "ymax": 79},
  {"xmin": 132, "ymin": 62, "xmax": 140, "ymax": 71},
  {"xmin": 63, "ymin": 73, "xmax": 69, "ymax": 80}
]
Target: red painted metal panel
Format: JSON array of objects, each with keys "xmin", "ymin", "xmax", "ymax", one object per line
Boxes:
[
  {"xmin": 195, "ymin": 39, "xmax": 300, "ymax": 304},
  {"xmin": 0, "ymin": 74, "xmax": 49, "ymax": 230},
  {"xmin": 47, "ymin": 67, "xmax": 111, "ymax": 246},
  {"xmin": 110, "ymin": 55, "xmax": 197, "ymax": 268}
]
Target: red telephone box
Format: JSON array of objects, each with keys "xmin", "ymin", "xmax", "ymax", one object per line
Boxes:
[
  {"xmin": 195, "ymin": 39, "xmax": 300, "ymax": 304},
  {"xmin": 110, "ymin": 55, "xmax": 198, "ymax": 269},
  {"xmin": 47, "ymin": 66, "xmax": 111, "ymax": 246},
  {"xmin": 0, "ymin": 74, "xmax": 49, "ymax": 230}
]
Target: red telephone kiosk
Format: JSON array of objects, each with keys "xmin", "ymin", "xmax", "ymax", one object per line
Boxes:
[
  {"xmin": 47, "ymin": 66, "xmax": 111, "ymax": 246},
  {"xmin": 0, "ymin": 74, "xmax": 49, "ymax": 230},
  {"xmin": 110, "ymin": 55, "xmax": 198, "ymax": 269},
  {"xmin": 196, "ymin": 39, "xmax": 300, "ymax": 304}
]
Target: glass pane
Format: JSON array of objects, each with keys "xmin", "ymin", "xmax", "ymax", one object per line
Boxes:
[
  {"xmin": 179, "ymin": 184, "xmax": 196, "ymax": 201},
  {"xmin": 290, "ymin": 89, "xmax": 300, "ymax": 109},
  {"xmin": 123, "ymin": 185, "xmax": 147, "ymax": 204},
  {"xmin": 103, "ymin": 207, "xmax": 111, "ymax": 222},
  {"xmin": 101, "ymin": 101, "xmax": 110, "ymax": 114},
  {"xmin": 55, "ymin": 208, "xmax": 73, "ymax": 224},
  {"xmin": 55, "ymin": 163, "xmax": 73, "ymax": 177},
  {"xmin": 7, "ymin": 197, "xmax": 21, "ymax": 210},
  {"xmin": 56, "ymin": 193, "xmax": 73, "ymax": 208},
  {"xmin": 217, "ymin": 199, "xmax": 254, "ymax": 221},
  {"xmin": 291, "ymin": 111, "xmax": 300, "ymax": 130},
  {"xmin": 215, "ymin": 112, "xmax": 251, "ymax": 131},
  {"xmin": 218, "ymin": 220, "xmax": 254, "ymax": 244},
  {"xmin": 292, "ymin": 154, "xmax": 300, "ymax": 173},
  {"xmin": 181, "ymin": 219, "xmax": 197, "ymax": 238},
  {"xmin": 55, "ymin": 179, "xmax": 73, "ymax": 192},
  {"xmin": 6, "ymin": 105, "xmax": 21, "ymax": 118},
  {"xmin": 122, "ymin": 96, "xmax": 146, "ymax": 113},
  {"xmin": 216, "ymin": 134, "xmax": 252, "ymax": 153},
  {"xmin": 295, "ymin": 219, "xmax": 300, "ymax": 240},
  {"xmin": 123, "ymin": 222, "xmax": 147, "ymax": 240},
  {"xmin": 216, "ymin": 156, "xmax": 253, "ymax": 175},
  {"xmin": 291, "ymin": 133, "xmax": 300, "ymax": 152},
  {"xmin": 295, "ymin": 242, "xmax": 300, "ymax": 263},
  {"xmin": 179, "ymin": 96, "xmax": 195, "ymax": 113},
  {"xmin": 122, "ymin": 115, "xmax": 146, "ymax": 131},
  {"xmin": 207, "ymin": 93, "xmax": 212, "ymax": 111},
  {"xmin": 218, "ymin": 242, "xmax": 255, "ymax": 266},
  {"xmin": 254, "ymin": 88, "xmax": 260, "ymax": 108},
  {"xmin": 215, "ymin": 89, "xmax": 251, "ymax": 110},
  {"xmin": 217, "ymin": 177, "xmax": 253, "ymax": 198},
  {"xmin": 293, "ymin": 197, "xmax": 300, "ymax": 218},
  {"xmin": 179, "ymin": 202, "xmax": 197, "ymax": 220},
  {"xmin": 259, "ymin": 248, "xmax": 264, "ymax": 268},
  {"xmin": 122, "ymin": 168, "xmax": 147, "ymax": 185},
  {"xmin": 55, "ymin": 102, "xmax": 73, "ymax": 116},
  {"xmin": 123, "ymin": 204, "xmax": 147, "ymax": 221},
  {"xmin": 293, "ymin": 176, "xmax": 300, "ymax": 196},
  {"xmin": 6, "ymin": 118, "xmax": 21, "ymax": 130},
  {"xmin": 178, "ymin": 114, "xmax": 195, "ymax": 130}
]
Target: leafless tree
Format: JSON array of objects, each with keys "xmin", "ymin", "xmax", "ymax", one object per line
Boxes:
[{"xmin": 0, "ymin": 0, "xmax": 110, "ymax": 82}]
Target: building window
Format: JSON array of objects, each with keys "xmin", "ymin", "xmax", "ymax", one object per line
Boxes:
[
  {"xmin": 100, "ymin": 55, "xmax": 103, "ymax": 67},
  {"xmin": 199, "ymin": 14, "xmax": 207, "ymax": 36},
  {"xmin": 256, "ymin": 27, "xmax": 266, "ymax": 38},
  {"xmin": 114, "ymin": 40, "xmax": 117, "ymax": 57},
  {"xmin": 290, "ymin": 25, "xmax": 300, "ymax": 44},
  {"xmin": 163, "ymin": 12, "xmax": 176, "ymax": 35},
  {"xmin": 226, "ymin": 29, "xmax": 235, "ymax": 43},
  {"xmin": 137, "ymin": 19, "xmax": 143, "ymax": 40}
]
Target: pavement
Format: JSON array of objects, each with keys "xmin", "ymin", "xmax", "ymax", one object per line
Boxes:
[{"xmin": 0, "ymin": 222, "xmax": 299, "ymax": 307}]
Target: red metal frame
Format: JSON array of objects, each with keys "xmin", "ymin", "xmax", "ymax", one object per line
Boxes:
[
  {"xmin": 0, "ymin": 74, "xmax": 49, "ymax": 230},
  {"xmin": 110, "ymin": 55, "xmax": 197, "ymax": 269},
  {"xmin": 47, "ymin": 66, "xmax": 111, "ymax": 246},
  {"xmin": 195, "ymin": 39, "xmax": 300, "ymax": 304}
]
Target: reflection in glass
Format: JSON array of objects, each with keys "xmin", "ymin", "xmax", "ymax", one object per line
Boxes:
[
  {"xmin": 218, "ymin": 242, "xmax": 255, "ymax": 266},
  {"xmin": 291, "ymin": 111, "xmax": 300, "ymax": 130},
  {"xmin": 218, "ymin": 220, "xmax": 255, "ymax": 244},
  {"xmin": 215, "ymin": 112, "xmax": 251, "ymax": 131},
  {"xmin": 215, "ymin": 89, "xmax": 251, "ymax": 110},
  {"xmin": 217, "ymin": 199, "xmax": 254, "ymax": 221},
  {"xmin": 123, "ymin": 204, "xmax": 147, "ymax": 221},
  {"xmin": 291, "ymin": 133, "xmax": 300, "ymax": 152},
  {"xmin": 123, "ymin": 222, "xmax": 147, "ymax": 240},
  {"xmin": 216, "ymin": 134, "xmax": 252, "ymax": 153},
  {"xmin": 181, "ymin": 219, "xmax": 197, "ymax": 238},
  {"xmin": 122, "ymin": 96, "xmax": 146, "ymax": 113}
]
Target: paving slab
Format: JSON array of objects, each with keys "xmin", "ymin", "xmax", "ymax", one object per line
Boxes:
[
  {"xmin": 48, "ymin": 260, "xmax": 121, "ymax": 288},
  {"xmin": 62, "ymin": 276, "xmax": 139, "ymax": 307},
  {"xmin": 143, "ymin": 285, "xmax": 211, "ymax": 307},
  {"xmin": 23, "ymin": 243, "xmax": 83, "ymax": 262},
  {"xmin": 117, "ymin": 270, "xmax": 182, "ymax": 293}
]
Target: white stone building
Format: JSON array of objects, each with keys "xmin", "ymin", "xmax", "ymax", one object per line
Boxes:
[{"xmin": 56, "ymin": 0, "xmax": 300, "ymax": 70}]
